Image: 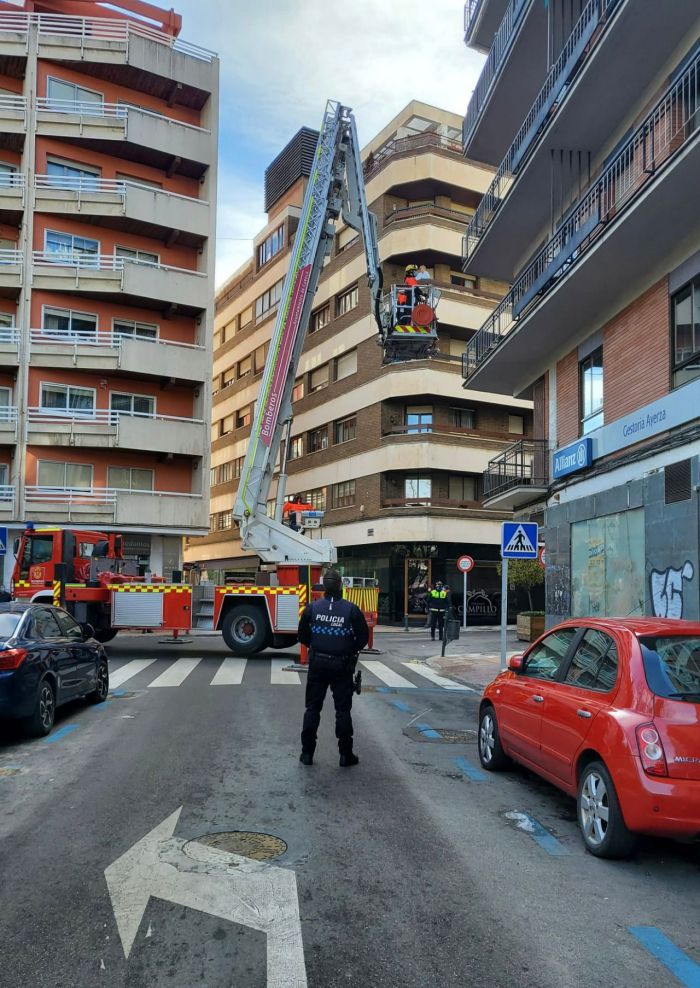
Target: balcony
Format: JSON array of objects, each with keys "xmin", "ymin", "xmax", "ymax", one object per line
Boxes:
[
  {"xmin": 0, "ymin": 484, "xmax": 14, "ymax": 520},
  {"xmin": 482, "ymin": 439, "xmax": 549, "ymax": 508},
  {"xmin": 0, "ymin": 249, "xmax": 23, "ymax": 295},
  {"xmin": 0, "ymin": 172, "xmax": 24, "ymax": 218},
  {"xmin": 28, "ymin": 328, "xmax": 209, "ymax": 384},
  {"xmin": 0, "ymin": 95, "xmax": 26, "ymax": 147},
  {"xmin": 26, "ymin": 408, "xmax": 205, "ymax": 456},
  {"xmin": 23, "ymin": 486, "xmax": 206, "ymax": 532},
  {"xmin": 34, "ymin": 176, "xmax": 209, "ymax": 245},
  {"xmin": 464, "ymin": 0, "xmax": 512, "ymax": 53},
  {"xmin": 464, "ymin": 52, "xmax": 700, "ymax": 396},
  {"xmin": 0, "ymin": 325, "xmax": 19, "ymax": 367},
  {"xmin": 0, "ymin": 405, "xmax": 17, "ymax": 443},
  {"xmin": 31, "ymin": 252, "xmax": 209, "ymax": 313},
  {"xmin": 463, "ymin": 0, "xmax": 700, "ymax": 279},
  {"xmin": 35, "ymin": 100, "xmax": 213, "ymax": 176},
  {"xmin": 364, "ymin": 132, "xmax": 464, "ymax": 182},
  {"xmin": 462, "ymin": 0, "xmax": 549, "ymax": 165}
]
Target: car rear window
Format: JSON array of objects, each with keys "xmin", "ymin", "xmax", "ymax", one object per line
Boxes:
[
  {"xmin": 0, "ymin": 612, "xmax": 21, "ymax": 640},
  {"xmin": 639, "ymin": 635, "xmax": 700, "ymax": 701}
]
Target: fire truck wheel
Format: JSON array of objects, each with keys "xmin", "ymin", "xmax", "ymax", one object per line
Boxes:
[
  {"xmin": 94, "ymin": 629, "xmax": 118, "ymax": 643},
  {"xmin": 221, "ymin": 605, "xmax": 271, "ymax": 656}
]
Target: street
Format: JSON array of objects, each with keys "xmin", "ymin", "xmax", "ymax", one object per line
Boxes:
[{"xmin": 1, "ymin": 630, "xmax": 699, "ymax": 988}]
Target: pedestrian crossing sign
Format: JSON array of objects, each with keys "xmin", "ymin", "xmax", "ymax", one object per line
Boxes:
[
  {"xmin": 501, "ymin": 522, "xmax": 538, "ymax": 559},
  {"xmin": 0, "ymin": 527, "xmax": 6, "ymax": 556}
]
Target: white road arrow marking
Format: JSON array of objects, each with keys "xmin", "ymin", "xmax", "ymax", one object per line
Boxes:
[{"xmin": 104, "ymin": 807, "xmax": 307, "ymax": 988}]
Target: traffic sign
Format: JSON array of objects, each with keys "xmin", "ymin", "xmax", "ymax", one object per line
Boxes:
[
  {"xmin": 456, "ymin": 555, "xmax": 474, "ymax": 573},
  {"xmin": 538, "ymin": 545, "xmax": 546, "ymax": 569},
  {"xmin": 501, "ymin": 522, "xmax": 538, "ymax": 559},
  {"xmin": 0, "ymin": 527, "xmax": 6, "ymax": 556}
]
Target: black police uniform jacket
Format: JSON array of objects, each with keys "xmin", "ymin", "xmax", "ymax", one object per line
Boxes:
[{"xmin": 298, "ymin": 593, "xmax": 369, "ymax": 658}]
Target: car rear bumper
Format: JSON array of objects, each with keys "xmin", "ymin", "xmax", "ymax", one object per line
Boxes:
[
  {"xmin": 621, "ymin": 757, "xmax": 700, "ymax": 839},
  {"xmin": 0, "ymin": 670, "xmax": 35, "ymax": 719}
]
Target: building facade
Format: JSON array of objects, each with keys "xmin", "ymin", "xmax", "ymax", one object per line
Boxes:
[
  {"xmin": 462, "ymin": 0, "xmax": 700, "ymax": 623},
  {"xmin": 0, "ymin": 0, "xmax": 218, "ymax": 588},
  {"xmin": 186, "ymin": 102, "xmax": 533, "ymax": 624}
]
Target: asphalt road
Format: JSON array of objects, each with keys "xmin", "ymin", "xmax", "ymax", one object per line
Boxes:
[{"xmin": 0, "ymin": 630, "xmax": 699, "ymax": 988}]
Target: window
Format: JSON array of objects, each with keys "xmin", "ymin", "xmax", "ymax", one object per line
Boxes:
[
  {"xmin": 508, "ymin": 414, "xmax": 524, "ymax": 434},
  {"xmin": 217, "ymin": 511, "xmax": 233, "ymax": 531},
  {"xmin": 255, "ymin": 279, "xmax": 284, "ymax": 322},
  {"xmin": 332, "ymin": 480, "xmax": 355, "ymax": 508},
  {"xmin": 40, "ymin": 383, "xmax": 95, "ymax": 415},
  {"xmin": 336, "ymin": 350, "xmax": 357, "ymax": 381},
  {"xmin": 237, "ymin": 355, "xmax": 252, "ymax": 378},
  {"xmin": 639, "ymin": 634, "xmax": 700, "ymax": 700},
  {"xmin": 0, "ymin": 386, "xmax": 11, "ymax": 421},
  {"xmin": 43, "ymin": 307, "xmax": 97, "ymax": 340},
  {"xmin": 449, "ymin": 338, "xmax": 466, "ymax": 358},
  {"xmin": 335, "ymin": 416, "xmax": 356, "ymax": 444},
  {"xmin": 336, "ymin": 285, "xmax": 359, "ymax": 317},
  {"xmin": 219, "ymin": 414, "xmax": 234, "ymax": 437},
  {"xmin": 116, "ymin": 246, "xmax": 159, "ymax": 266},
  {"xmin": 450, "ymin": 407, "xmax": 475, "ymax": 430},
  {"xmin": 232, "ymin": 456, "xmax": 245, "ymax": 479},
  {"xmin": 580, "ymin": 347, "xmax": 603, "ymax": 434},
  {"xmin": 29, "ymin": 608, "xmax": 63, "ymax": 640},
  {"xmin": 115, "ymin": 172, "xmax": 162, "ymax": 189},
  {"xmin": 289, "ymin": 436, "xmax": 304, "ymax": 460},
  {"xmin": 46, "ymin": 157, "xmax": 100, "ymax": 190},
  {"xmin": 448, "ymin": 475, "xmax": 477, "ymax": 503},
  {"xmin": 45, "ymin": 229, "xmax": 99, "ymax": 264},
  {"xmin": 308, "ymin": 427, "xmax": 328, "ymax": 453},
  {"xmin": 253, "ymin": 344, "xmax": 267, "ymax": 373},
  {"xmin": 305, "ymin": 487, "xmax": 326, "ymax": 511},
  {"xmin": 113, "ymin": 318, "xmax": 158, "ymax": 341},
  {"xmin": 672, "ymin": 278, "xmax": 700, "ymax": 387},
  {"xmin": 0, "ymin": 161, "xmax": 17, "ymax": 188},
  {"xmin": 214, "ymin": 461, "xmax": 232, "ymax": 485},
  {"xmin": 309, "ymin": 365, "xmax": 329, "ymax": 393},
  {"xmin": 52, "ymin": 608, "xmax": 83, "ymax": 641},
  {"xmin": 310, "ymin": 304, "xmax": 330, "ymax": 333},
  {"xmin": 0, "ymin": 312, "xmax": 14, "ymax": 327},
  {"xmin": 47, "ymin": 76, "xmax": 103, "ymax": 112},
  {"xmin": 571, "ymin": 509, "xmax": 645, "ymax": 618},
  {"xmin": 404, "ymin": 476, "xmax": 431, "ymax": 503},
  {"xmin": 110, "ymin": 393, "xmax": 155, "ymax": 418},
  {"xmin": 0, "ymin": 463, "xmax": 7, "ymax": 487},
  {"xmin": 292, "ymin": 378, "xmax": 305, "ymax": 402},
  {"xmin": 222, "ymin": 367, "xmax": 236, "ymax": 389},
  {"xmin": 565, "ymin": 630, "xmax": 619, "ymax": 691},
  {"xmin": 37, "ymin": 460, "xmax": 92, "ymax": 490},
  {"xmin": 236, "ymin": 405, "xmax": 252, "ymax": 429},
  {"xmin": 406, "ymin": 405, "xmax": 432, "ymax": 434},
  {"xmin": 107, "ymin": 466, "xmax": 154, "ymax": 491},
  {"xmin": 257, "ymin": 224, "xmax": 284, "ymax": 267},
  {"xmin": 524, "ymin": 628, "xmax": 579, "ymax": 680}
]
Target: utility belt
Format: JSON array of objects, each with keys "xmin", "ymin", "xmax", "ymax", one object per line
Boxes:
[{"xmin": 310, "ymin": 647, "xmax": 358, "ymax": 664}]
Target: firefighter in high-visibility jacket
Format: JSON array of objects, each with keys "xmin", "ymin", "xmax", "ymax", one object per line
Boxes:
[{"xmin": 428, "ymin": 581, "xmax": 449, "ymax": 641}]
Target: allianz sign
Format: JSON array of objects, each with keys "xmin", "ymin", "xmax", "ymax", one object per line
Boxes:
[{"xmin": 552, "ymin": 437, "xmax": 593, "ymax": 479}]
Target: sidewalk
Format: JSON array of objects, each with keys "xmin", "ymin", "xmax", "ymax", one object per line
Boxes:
[{"xmin": 394, "ymin": 624, "xmax": 522, "ymax": 691}]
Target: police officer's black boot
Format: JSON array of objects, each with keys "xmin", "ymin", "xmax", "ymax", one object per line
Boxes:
[
  {"xmin": 300, "ymin": 751, "xmax": 313, "ymax": 766},
  {"xmin": 339, "ymin": 753, "xmax": 359, "ymax": 767}
]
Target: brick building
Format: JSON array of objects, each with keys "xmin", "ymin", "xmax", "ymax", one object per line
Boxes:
[
  {"xmin": 0, "ymin": 0, "xmax": 218, "ymax": 588},
  {"xmin": 185, "ymin": 102, "xmax": 533, "ymax": 624},
  {"xmin": 461, "ymin": 0, "xmax": 700, "ymax": 622}
]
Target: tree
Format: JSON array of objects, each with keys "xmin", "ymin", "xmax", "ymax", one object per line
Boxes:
[{"xmin": 496, "ymin": 558, "xmax": 544, "ymax": 611}]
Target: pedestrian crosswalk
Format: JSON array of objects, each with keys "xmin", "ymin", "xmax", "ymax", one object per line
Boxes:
[{"xmin": 107, "ymin": 655, "xmax": 475, "ymax": 693}]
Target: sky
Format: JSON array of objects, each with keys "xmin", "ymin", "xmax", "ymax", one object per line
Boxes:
[{"xmin": 168, "ymin": 0, "xmax": 486, "ymax": 287}]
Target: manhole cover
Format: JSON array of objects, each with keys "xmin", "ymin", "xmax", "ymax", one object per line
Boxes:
[{"xmin": 188, "ymin": 831, "xmax": 287, "ymax": 861}]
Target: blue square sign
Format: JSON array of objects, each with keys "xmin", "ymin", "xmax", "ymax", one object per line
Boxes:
[
  {"xmin": 501, "ymin": 522, "xmax": 538, "ymax": 559},
  {"xmin": 0, "ymin": 527, "xmax": 6, "ymax": 556}
]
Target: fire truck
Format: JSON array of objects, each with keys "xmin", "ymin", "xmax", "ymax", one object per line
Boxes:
[{"xmin": 10, "ymin": 101, "xmax": 440, "ymax": 654}]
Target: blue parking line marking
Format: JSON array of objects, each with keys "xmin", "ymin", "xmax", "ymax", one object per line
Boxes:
[
  {"xmin": 390, "ymin": 699, "xmax": 413, "ymax": 712},
  {"xmin": 89, "ymin": 701, "xmax": 112, "ymax": 710},
  {"xmin": 43, "ymin": 724, "xmax": 79, "ymax": 744},
  {"xmin": 110, "ymin": 689, "xmax": 127, "ymax": 697},
  {"xmin": 416, "ymin": 722, "xmax": 442, "ymax": 739},
  {"xmin": 629, "ymin": 927, "xmax": 700, "ymax": 987},
  {"xmin": 505, "ymin": 810, "xmax": 570, "ymax": 856},
  {"xmin": 453, "ymin": 756, "xmax": 488, "ymax": 782}
]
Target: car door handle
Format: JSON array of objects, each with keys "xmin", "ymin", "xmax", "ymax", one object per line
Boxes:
[
  {"xmin": 532, "ymin": 695, "xmax": 544, "ymax": 703},
  {"xmin": 577, "ymin": 709, "xmax": 592, "ymax": 719}
]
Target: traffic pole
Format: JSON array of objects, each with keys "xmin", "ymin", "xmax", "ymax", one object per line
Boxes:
[
  {"xmin": 462, "ymin": 570, "xmax": 468, "ymax": 630},
  {"xmin": 500, "ymin": 557, "xmax": 508, "ymax": 671}
]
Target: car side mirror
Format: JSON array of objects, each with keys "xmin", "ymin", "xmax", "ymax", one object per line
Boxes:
[
  {"xmin": 12, "ymin": 537, "xmax": 19, "ymax": 557},
  {"xmin": 81, "ymin": 623, "xmax": 95, "ymax": 640},
  {"xmin": 508, "ymin": 654, "xmax": 524, "ymax": 672}
]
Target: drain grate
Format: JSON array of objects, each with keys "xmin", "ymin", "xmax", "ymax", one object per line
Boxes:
[{"xmin": 188, "ymin": 831, "xmax": 287, "ymax": 861}]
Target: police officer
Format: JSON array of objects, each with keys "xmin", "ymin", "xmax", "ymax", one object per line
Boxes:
[
  {"xmin": 298, "ymin": 569, "xmax": 369, "ymax": 767},
  {"xmin": 428, "ymin": 581, "xmax": 448, "ymax": 641}
]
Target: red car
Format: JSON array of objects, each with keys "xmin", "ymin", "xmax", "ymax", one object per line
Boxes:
[{"xmin": 478, "ymin": 618, "xmax": 700, "ymax": 858}]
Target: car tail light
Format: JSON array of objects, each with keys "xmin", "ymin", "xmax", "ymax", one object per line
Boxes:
[
  {"xmin": 635, "ymin": 723, "xmax": 668, "ymax": 777},
  {"xmin": 0, "ymin": 647, "xmax": 28, "ymax": 671}
]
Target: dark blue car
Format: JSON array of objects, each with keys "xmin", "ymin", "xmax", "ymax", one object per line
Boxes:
[{"xmin": 0, "ymin": 602, "xmax": 108, "ymax": 737}]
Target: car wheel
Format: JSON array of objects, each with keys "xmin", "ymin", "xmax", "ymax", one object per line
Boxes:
[
  {"xmin": 221, "ymin": 605, "xmax": 270, "ymax": 656},
  {"xmin": 88, "ymin": 661, "xmax": 109, "ymax": 704},
  {"xmin": 26, "ymin": 678, "xmax": 56, "ymax": 738},
  {"xmin": 478, "ymin": 705, "xmax": 509, "ymax": 771},
  {"xmin": 577, "ymin": 760, "xmax": 637, "ymax": 859}
]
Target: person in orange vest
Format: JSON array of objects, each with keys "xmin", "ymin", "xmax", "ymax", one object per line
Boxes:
[
  {"xmin": 282, "ymin": 494, "xmax": 314, "ymax": 531},
  {"xmin": 397, "ymin": 263, "xmax": 419, "ymax": 325}
]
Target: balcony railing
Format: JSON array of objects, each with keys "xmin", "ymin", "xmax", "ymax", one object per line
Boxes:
[
  {"xmin": 464, "ymin": 51, "xmax": 700, "ymax": 380},
  {"xmin": 383, "ymin": 497, "xmax": 482, "ymax": 510},
  {"xmin": 35, "ymin": 98, "xmax": 211, "ymax": 136},
  {"xmin": 25, "ymin": 486, "xmax": 202, "ymax": 505},
  {"xmin": 464, "ymin": 0, "xmax": 480, "ymax": 37},
  {"xmin": 0, "ymin": 11, "xmax": 216, "ymax": 61},
  {"xmin": 0, "ymin": 94, "xmax": 27, "ymax": 118},
  {"xmin": 463, "ymin": 0, "xmax": 530, "ymax": 150},
  {"xmin": 27, "ymin": 407, "xmax": 203, "ymax": 427},
  {"xmin": 464, "ymin": 0, "xmax": 621, "ymax": 262},
  {"xmin": 34, "ymin": 174, "xmax": 207, "ymax": 208},
  {"xmin": 385, "ymin": 203, "xmax": 472, "ymax": 228},
  {"xmin": 0, "ymin": 172, "xmax": 24, "ymax": 190},
  {"xmin": 364, "ymin": 132, "xmax": 463, "ymax": 180},
  {"xmin": 0, "ymin": 405, "xmax": 18, "ymax": 424},
  {"xmin": 0, "ymin": 484, "xmax": 13, "ymax": 503},
  {"xmin": 32, "ymin": 250, "xmax": 206, "ymax": 279},
  {"xmin": 0, "ymin": 249, "xmax": 22, "ymax": 266},
  {"xmin": 29, "ymin": 327, "xmax": 205, "ymax": 352},
  {"xmin": 483, "ymin": 439, "xmax": 549, "ymax": 498},
  {"xmin": 0, "ymin": 327, "xmax": 19, "ymax": 344}
]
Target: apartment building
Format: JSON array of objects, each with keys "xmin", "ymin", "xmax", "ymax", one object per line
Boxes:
[
  {"xmin": 0, "ymin": 0, "xmax": 218, "ymax": 588},
  {"xmin": 186, "ymin": 101, "xmax": 533, "ymax": 624},
  {"xmin": 461, "ymin": 0, "xmax": 700, "ymax": 622}
]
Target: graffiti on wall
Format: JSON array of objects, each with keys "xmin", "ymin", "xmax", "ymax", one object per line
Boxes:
[{"xmin": 649, "ymin": 561, "xmax": 695, "ymax": 619}]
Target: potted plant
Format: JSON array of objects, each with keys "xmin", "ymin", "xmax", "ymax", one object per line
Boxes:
[{"xmin": 497, "ymin": 558, "xmax": 545, "ymax": 642}]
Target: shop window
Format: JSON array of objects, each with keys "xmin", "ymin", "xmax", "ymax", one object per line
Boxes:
[
  {"xmin": 309, "ymin": 365, "xmax": 329, "ymax": 393},
  {"xmin": 335, "ymin": 416, "xmax": 356, "ymax": 444},
  {"xmin": 671, "ymin": 278, "xmax": 700, "ymax": 387},
  {"xmin": 571, "ymin": 509, "xmax": 644, "ymax": 618},
  {"xmin": 308, "ymin": 427, "xmax": 328, "ymax": 453},
  {"xmin": 107, "ymin": 466, "xmax": 154, "ymax": 491},
  {"xmin": 332, "ymin": 480, "xmax": 355, "ymax": 508},
  {"xmin": 336, "ymin": 349, "xmax": 357, "ymax": 381},
  {"xmin": 580, "ymin": 347, "xmax": 603, "ymax": 434},
  {"xmin": 336, "ymin": 285, "xmax": 358, "ymax": 317},
  {"xmin": 406, "ymin": 405, "xmax": 432, "ymax": 434},
  {"xmin": 310, "ymin": 304, "xmax": 330, "ymax": 333}
]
